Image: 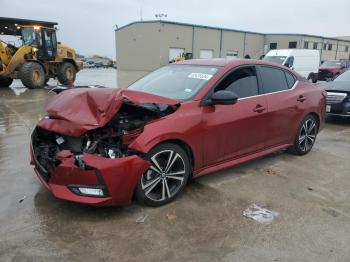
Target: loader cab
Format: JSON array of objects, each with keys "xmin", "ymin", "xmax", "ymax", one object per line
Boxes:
[{"xmin": 21, "ymin": 26, "xmax": 57, "ymax": 61}]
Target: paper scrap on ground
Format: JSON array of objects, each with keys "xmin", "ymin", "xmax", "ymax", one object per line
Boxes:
[
  {"xmin": 135, "ymin": 214, "xmax": 148, "ymax": 224},
  {"xmin": 243, "ymin": 204, "xmax": 279, "ymax": 224}
]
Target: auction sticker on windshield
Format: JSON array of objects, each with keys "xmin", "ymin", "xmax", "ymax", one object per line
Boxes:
[{"xmin": 188, "ymin": 73, "xmax": 213, "ymax": 81}]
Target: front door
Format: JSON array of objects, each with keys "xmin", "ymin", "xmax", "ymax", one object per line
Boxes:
[{"xmin": 39, "ymin": 28, "xmax": 57, "ymax": 61}]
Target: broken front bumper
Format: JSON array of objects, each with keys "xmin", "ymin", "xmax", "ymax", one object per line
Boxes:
[{"xmin": 30, "ymin": 138, "xmax": 150, "ymax": 206}]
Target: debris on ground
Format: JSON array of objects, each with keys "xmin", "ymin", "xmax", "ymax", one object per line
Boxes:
[
  {"xmin": 166, "ymin": 212, "xmax": 177, "ymax": 220},
  {"xmin": 18, "ymin": 196, "xmax": 26, "ymax": 203},
  {"xmin": 307, "ymin": 187, "xmax": 313, "ymax": 191},
  {"xmin": 243, "ymin": 204, "xmax": 279, "ymax": 224},
  {"xmin": 265, "ymin": 169, "xmax": 277, "ymax": 176},
  {"xmin": 10, "ymin": 87, "xmax": 28, "ymax": 96},
  {"xmin": 135, "ymin": 214, "xmax": 148, "ymax": 224}
]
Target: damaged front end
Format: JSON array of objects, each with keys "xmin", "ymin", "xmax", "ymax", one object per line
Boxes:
[{"xmin": 30, "ymin": 88, "xmax": 179, "ymax": 206}]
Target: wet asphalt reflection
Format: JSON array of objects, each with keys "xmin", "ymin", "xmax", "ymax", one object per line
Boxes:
[{"xmin": 0, "ymin": 69, "xmax": 350, "ymax": 261}]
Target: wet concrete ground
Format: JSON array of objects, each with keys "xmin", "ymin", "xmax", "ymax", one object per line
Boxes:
[{"xmin": 0, "ymin": 69, "xmax": 350, "ymax": 262}]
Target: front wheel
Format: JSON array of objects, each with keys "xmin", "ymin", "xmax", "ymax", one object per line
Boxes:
[
  {"xmin": 20, "ymin": 62, "xmax": 46, "ymax": 89},
  {"xmin": 288, "ymin": 115, "xmax": 318, "ymax": 155},
  {"xmin": 135, "ymin": 143, "xmax": 190, "ymax": 206}
]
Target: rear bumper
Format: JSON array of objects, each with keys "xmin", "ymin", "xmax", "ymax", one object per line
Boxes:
[{"xmin": 31, "ymin": 145, "xmax": 150, "ymax": 206}]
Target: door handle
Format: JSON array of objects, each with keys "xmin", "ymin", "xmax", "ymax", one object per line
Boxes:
[
  {"xmin": 253, "ymin": 104, "xmax": 266, "ymax": 113},
  {"xmin": 297, "ymin": 95, "xmax": 306, "ymax": 102}
]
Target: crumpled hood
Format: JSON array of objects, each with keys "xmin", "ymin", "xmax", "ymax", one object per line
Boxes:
[{"xmin": 37, "ymin": 87, "xmax": 179, "ymax": 136}]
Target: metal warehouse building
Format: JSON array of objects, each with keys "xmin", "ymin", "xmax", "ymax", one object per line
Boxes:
[{"xmin": 115, "ymin": 20, "xmax": 350, "ymax": 71}]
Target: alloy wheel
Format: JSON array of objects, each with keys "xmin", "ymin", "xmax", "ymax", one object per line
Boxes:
[
  {"xmin": 298, "ymin": 118, "xmax": 317, "ymax": 152},
  {"xmin": 141, "ymin": 150, "xmax": 186, "ymax": 202}
]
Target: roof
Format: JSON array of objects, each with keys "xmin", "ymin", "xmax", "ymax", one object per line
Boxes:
[
  {"xmin": 116, "ymin": 20, "xmax": 350, "ymax": 43},
  {"xmin": 265, "ymin": 49, "xmax": 320, "ymax": 56},
  {"xmin": 0, "ymin": 17, "xmax": 57, "ymax": 36},
  {"xmin": 115, "ymin": 20, "xmax": 264, "ymax": 35},
  {"xmin": 173, "ymin": 58, "xmax": 290, "ymax": 68},
  {"xmin": 266, "ymin": 33, "xmax": 350, "ymax": 43}
]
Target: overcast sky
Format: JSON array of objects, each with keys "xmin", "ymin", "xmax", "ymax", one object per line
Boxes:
[{"xmin": 2, "ymin": 0, "xmax": 350, "ymax": 59}]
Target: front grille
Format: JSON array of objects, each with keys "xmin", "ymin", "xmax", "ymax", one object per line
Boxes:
[
  {"xmin": 326, "ymin": 92, "xmax": 347, "ymax": 104},
  {"xmin": 31, "ymin": 128, "xmax": 59, "ymax": 182}
]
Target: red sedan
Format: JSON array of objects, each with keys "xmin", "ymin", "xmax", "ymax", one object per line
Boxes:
[{"xmin": 30, "ymin": 59, "xmax": 326, "ymax": 206}]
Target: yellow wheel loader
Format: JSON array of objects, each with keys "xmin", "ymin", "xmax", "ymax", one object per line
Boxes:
[{"xmin": 0, "ymin": 17, "xmax": 82, "ymax": 89}]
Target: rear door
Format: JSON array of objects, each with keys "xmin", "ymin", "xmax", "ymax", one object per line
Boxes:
[
  {"xmin": 202, "ymin": 66, "xmax": 269, "ymax": 166},
  {"xmin": 257, "ymin": 66, "xmax": 305, "ymax": 147}
]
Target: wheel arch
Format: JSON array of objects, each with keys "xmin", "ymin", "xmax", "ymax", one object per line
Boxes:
[
  {"xmin": 62, "ymin": 58, "xmax": 78, "ymax": 71},
  {"xmin": 24, "ymin": 60, "xmax": 47, "ymax": 73},
  {"xmin": 308, "ymin": 112, "xmax": 321, "ymax": 132},
  {"xmin": 156, "ymin": 139, "xmax": 195, "ymax": 174}
]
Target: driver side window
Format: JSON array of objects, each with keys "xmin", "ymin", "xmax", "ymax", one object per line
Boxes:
[{"xmin": 214, "ymin": 66, "xmax": 259, "ymax": 98}]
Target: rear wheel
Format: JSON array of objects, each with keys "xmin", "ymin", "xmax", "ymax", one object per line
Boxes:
[
  {"xmin": 135, "ymin": 143, "xmax": 190, "ymax": 206},
  {"xmin": 57, "ymin": 62, "xmax": 76, "ymax": 85},
  {"xmin": 0, "ymin": 77, "xmax": 13, "ymax": 88},
  {"xmin": 20, "ymin": 62, "xmax": 46, "ymax": 89},
  {"xmin": 288, "ymin": 115, "xmax": 318, "ymax": 155}
]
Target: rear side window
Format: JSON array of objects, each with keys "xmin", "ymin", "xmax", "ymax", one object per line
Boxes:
[
  {"xmin": 259, "ymin": 66, "xmax": 289, "ymax": 93},
  {"xmin": 284, "ymin": 71, "xmax": 296, "ymax": 89}
]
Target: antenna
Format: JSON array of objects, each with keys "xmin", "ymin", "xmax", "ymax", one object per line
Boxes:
[
  {"xmin": 140, "ymin": 7, "xmax": 143, "ymax": 21},
  {"xmin": 154, "ymin": 13, "xmax": 168, "ymax": 21}
]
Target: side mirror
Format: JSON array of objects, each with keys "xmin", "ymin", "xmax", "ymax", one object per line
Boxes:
[{"xmin": 204, "ymin": 90, "xmax": 238, "ymax": 106}]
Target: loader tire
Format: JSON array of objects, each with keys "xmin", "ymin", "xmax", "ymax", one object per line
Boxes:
[
  {"xmin": 20, "ymin": 62, "xmax": 46, "ymax": 89},
  {"xmin": 57, "ymin": 62, "xmax": 76, "ymax": 85},
  {"xmin": 0, "ymin": 77, "xmax": 13, "ymax": 88}
]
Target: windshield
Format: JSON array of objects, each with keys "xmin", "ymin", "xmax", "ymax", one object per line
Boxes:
[
  {"xmin": 321, "ymin": 61, "xmax": 342, "ymax": 67},
  {"xmin": 334, "ymin": 70, "xmax": 350, "ymax": 82},
  {"xmin": 263, "ymin": 56, "xmax": 287, "ymax": 65},
  {"xmin": 21, "ymin": 27, "xmax": 38, "ymax": 46},
  {"xmin": 128, "ymin": 65, "xmax": 220, "ymax": 100}
]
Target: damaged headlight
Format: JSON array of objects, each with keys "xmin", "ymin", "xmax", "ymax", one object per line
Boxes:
[{"xmin": 75, "ymin": 154, "xmax": 85, "ymax": 169}]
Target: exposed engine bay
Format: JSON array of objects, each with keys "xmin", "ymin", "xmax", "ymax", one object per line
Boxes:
[{"xmin": 32, "ymin": 100, "xmax": 177, "ymax": 177}]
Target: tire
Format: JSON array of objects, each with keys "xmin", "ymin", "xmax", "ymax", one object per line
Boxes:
[
  {"xmin": 0, "ymin": 77, "xmax": 13, "ymax": 88},
  {"xmin": 57, "ymin": 62, "xmax": 76, "ymax": 85},
  {"xmin": 135, "ymin": 143, "xmax": 190, "ymax": 206},
  {"xmin": 20, "ymin": 62, "xmax": 46, "ymax": 89},
  {"xmin": 288, "ymin": 114, "xmax": 319, "ymax": 155}
]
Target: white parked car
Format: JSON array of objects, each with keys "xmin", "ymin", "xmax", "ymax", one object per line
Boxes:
[{"xmin": 263, "ymin": 49, "xmax": 320, "ymax": 83}]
